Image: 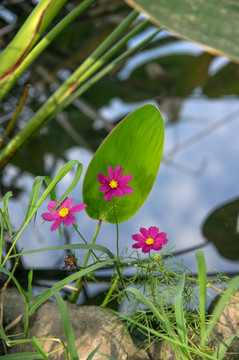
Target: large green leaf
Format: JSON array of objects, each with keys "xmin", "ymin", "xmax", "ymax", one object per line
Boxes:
[
  {"xmin": 83, "ymin": 104, "xmax": 164, "ymax": 223},
  {"xmin": 202, "ymin": 198, "xmax": 239, "ymax": 261},
  {"xmin": 124, "ymin": 0, "xmax": 239, "ymax": 63}
]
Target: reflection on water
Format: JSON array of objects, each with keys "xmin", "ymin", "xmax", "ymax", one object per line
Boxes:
[
  {"xmin": 1, "ymin": 12, "xmax": 239, "ymax": 285},
  {"xmin": 2, "ymin": 96, "xmax": 239, "ymax": 277}
]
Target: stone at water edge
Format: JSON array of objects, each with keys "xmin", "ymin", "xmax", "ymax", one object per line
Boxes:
[{"xmin": 1, "ymin": 288, "xmax": 148, "ymax": 360}]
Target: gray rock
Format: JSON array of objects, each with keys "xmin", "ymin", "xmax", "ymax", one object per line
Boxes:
[
  {"xmin": 1, "ymin": 288, "xmax": 148, "ymax": 360},
  {"xmin": 210, "ymin": 292, "xmax": 239, "ymax": 358}
]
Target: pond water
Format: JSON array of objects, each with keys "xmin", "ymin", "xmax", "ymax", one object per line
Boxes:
[
  {"xmin": 1, "ymin": 5, "xmax": 239, "ymax": 299},
  {"xmin": 3, "ymin": 92, "xmax": 239, "ymax": 277}
]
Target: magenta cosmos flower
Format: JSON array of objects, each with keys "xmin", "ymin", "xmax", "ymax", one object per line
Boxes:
[
  {"xmin": 97, "ymin": 165, "xmax": 134, "ymax": 201},
  {"xmin": 41, "ymin": 197, "xmax": 86, "ymax": 231},
  {"xmin": 132, "ymin": 226, "xmax": 168, "ymax": 253}
]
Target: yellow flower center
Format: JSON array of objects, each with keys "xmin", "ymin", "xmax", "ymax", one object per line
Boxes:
[
  {"xmin": 109, "ymin": 179, "xmax": 118, "ymax": 189},
  {"xmin": 145, "ymin": 237, "xmax": 154, "ymax": 245},
  {"xmin": 59, "ymin": 207, "xmax": 69, "ymax": 217}
]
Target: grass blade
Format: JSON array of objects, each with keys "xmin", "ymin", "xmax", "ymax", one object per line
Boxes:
[
  {"xmin": 86, "ymin": 345, "xmax": 101, "ymax": 360},
  {"xmin": 0, "ymin": 352, "xmax": 47, "ymax": 359},
  {"xmin": 30, "ymin": 337, "xmax": 49, "ymax": 360},
  {"xmin": 174, "ymin": 272, "xmax": 190, "ymax": 359},
  {"xmin": 196, "ymin": 250, "xmax": 207, "ymax": 352},
  {"xmin": 52, "ymin": 289, "xmax": 79, "ymax": 360},
  {"xmin": 205, "ymin": 275, "xmax": 239, "ymax": 338},
  {"xmin": 24, "ymin": 176, "xmax": 45, "ymax": 222},
  {"xmin": 28, "ymin": 258, "xmax": 115, "ymax": 315},
  {"xmin": 125, "ymin": 287, "xmax": 181, "ymax": 358},
  {"xmin": 0, "ymin": 266, "xmax": 27, "ymax": 302},
  {"xmin": 213, "ymin": 334, "xmax": 236, "ymax": 360}
]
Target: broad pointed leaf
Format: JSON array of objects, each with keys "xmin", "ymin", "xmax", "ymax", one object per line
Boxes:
[
  {"xmin": 83, "ymin": 104, "xmax": 164, "ymax": 223},
  {"xmin": 124, "ymin": 0, "xmax": 239, "ymax": 63}
]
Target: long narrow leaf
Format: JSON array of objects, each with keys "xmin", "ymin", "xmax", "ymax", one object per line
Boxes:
[
  {"xmin": 1, "ymin": 191, "xmax": 13, "ymax": 234},
  {"xmin": 24, "ymin": 176, "xmax": 46, "ymax": 223},
  {"xmin": 196, "ymin": 250, "xmax": 207, "ymax": 352},
  {"xmin": 28, "ymin": 258, "xmax": 115, "ymax": 315},
  {"xmin": 0, "ymin": 0, "xmax": 95, "ymax": 100},
  {"xmin": 0, "ymin": 323, "xmax": 9, "ymax": 342},
  {"xmin": 86, "ymin": 345, "xmax": 101, "ymax": 360},
  {"xmin": 0, "ymin": 352, "xmax": 46, "ymax": 359},
  {"xmin": 111, "ymin": 309, "xmax": 216, "ymax": 360},
  {"xmin": 125, "ymin": 286, "xmax": 180, "ymax": 356},
  {"xmin": 2, "ymin": 160, "xmax": 83, "ymax": 267},
  {"xmin": 9, "ymin": 243, "xmax": 123, "ymax": 292},
  {"xmin": 27, "ymin": 160, "xmax": 83, "ymax": 221},
  {"xmin": 52, "ymin": 289, "xmax": 79, "ymax": 360},
  {"xmin": 31, "ymin": 337, "xmax": 49, "ymax": 360},
  {"xmin": 205, "ymin": 275, "xmax": 239, "ymax": 338},
  {"xmin": 0, "ymin": 266, "xmax": 27, "ymax": 302},
  {"xmin": 174, "ymin": 272, "xmax": 190, "ymax": 359},
  {"xmin": 213, "ymin": 334, "xmax": 236, "ymax": 360}
]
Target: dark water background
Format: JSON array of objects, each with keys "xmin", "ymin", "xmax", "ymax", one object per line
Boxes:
[{"xmin": 0, "ymin": 1, "xmax": 239, "ymax": 302}]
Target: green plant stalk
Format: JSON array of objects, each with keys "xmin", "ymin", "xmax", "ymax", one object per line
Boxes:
[
  {"xmin": 112, "ymin": 202, "xmax": 119, "ymax": 258},
  {"xmin": 44, "ymin": 27, "xmax": 160, "ymax": 130},
  {"xmin": 113, "ymin": 310, "xmax": 216, "ymax": 360},
  {"xmin": 0, "ymin": 0, "xmax": 96, "ymax": 101},
  {"xmin": 196, "ymin": 251, "xmax": 207, "ymax": 353},
  {"xmin": 0, "ymin": 11, "xmax": 140, "ymax": 167},
  {"xmin": 0, "ymin": 85, "xmax": 30, "ymax": 149},
  {"xmin": 0, "ymin": 212, "xmax": 4, "ymax": 265},
  {"xmin": 101, "ymin": 265, "xmax": 125, "ymax": 308},
  {"xmin": 1, "ymin": 160, "xmax": 82, "ymax": 267},
  {"xmin": 0, "ymin": 0, "xmax": 67, "ymax": 97},
  {"xmin": 70, "ymin": 219, "xmax": 102, "ymax": 303},
  {"xmin": 73, "ymin": 223, "xmax": 100, "ymax": 261}
]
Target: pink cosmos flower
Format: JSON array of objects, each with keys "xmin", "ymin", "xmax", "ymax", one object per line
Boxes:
[
  {"xmin": 132, "ymin": 226, "xmax": 168, "ymax": 253},
  {"xmin": 97, "ymin": 165, "xmax": 134, "ymax": 201},
  {"xmin": 41, "ymin": 197, "xmax": 86, "ymax": 231}
]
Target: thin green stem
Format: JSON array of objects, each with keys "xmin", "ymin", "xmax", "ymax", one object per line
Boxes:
[
  {"xmin": 101, "ymin": 265, "xmax": 125, "ymax": 308},
  {"xmin": 70, "ymin": 219, "xmax": 102, "ymax": 303},
  {"xmin": 73, "ymin": 223, "xmax": 100, "ymax": 261},
  {"xmin": 112, "ymin": 202, "xmax": 120, "ymax": 259},
  {"xmin": 48, "ymin": 27, "xmax": 161, "ymax": 123},
  {"xmin": 0, "ymin": 85, "xmax": 30, "ymax": 149}
]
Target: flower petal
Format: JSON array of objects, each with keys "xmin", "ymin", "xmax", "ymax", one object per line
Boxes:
[
  {"xmin": 132, "ymin": 242, "xmax": 144, "ymax": 249},
  {"xmin": 68, "ymin": 198, "xmax": 74, "ymax": 208},
  {"xmin": 152, "ymin": 243, "xmax": 163, "ymax": 251},
  {"xmin": 70, "ymin": 204, "xmax": 87, "ymax": 213},
  {"xmin": 97, "ymin": 173, "xmax": 110, "ymax": 185},
  {"xmin": 118, "ymin": 174, "xmax": 132, "ymax": 185},
  {"xmin": 108, "ymin": 166, "xmax": 114, "ymax": 180},
  {"xmin": 139, "ymin": 227, "xmax": 149, "ymax": 239},
  {"xmin": 142, "ymin": 245, "xmax": 152, "ymax": 253},
  {"xmin": 41, "ymin": 212, "xmax": 57, "ymax": 221},
  {"xmin": 63, "ymin": 213, "xmax": 75, "ymax": 226},
  {"xmin": 114, "ymin": 187, "xmax": 125, "ymax": 197},
  {"xmin": 50, "ymin": 219, "xmax": 63, "ymax": 231},
  {"xmin": 131, "ymin": 234, "xmax": 146, "ymax": 242},
  {"xmin": 104, "ymin": 189, "xmax": 114, "ymax": 201},
  {"xmin": 113, "ymin": 166, "xmax": 123, "ymax": 180},
  {"xmin": 98, "ymin": 184, "xmax": 110, "ymax": 192},
  {"xmin": 148, "ymin": 226, "xmax": 159, "ymax": 239},
  {"xmin": 60, "ymin": 197, "xmax": 70, "ymax": 208},
  {"xmin": 47, "ymin": 201, "xmax": 57, "ymax": 212},
  {"xmin": 155, "ymin": 233, "xmax": 168, "ymax": 244},
  {"xmin": 119, "ymin": 184, "xmax": 134, "ymax": 194}
]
